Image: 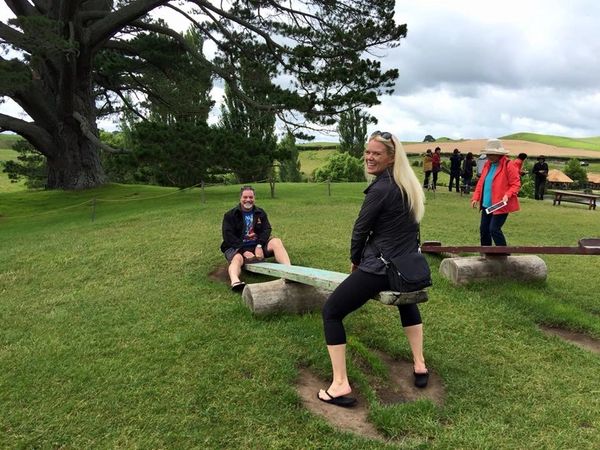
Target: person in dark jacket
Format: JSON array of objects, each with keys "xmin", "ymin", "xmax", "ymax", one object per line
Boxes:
[
  {"xmin": 532, "ymin": 155, "xmax": 549, "ymax": 200},
  {"xmin": 448, "ymin": 148, "xmax": 462, "ymax": 192},
  {"xmin": 461, "ymin": 152, "xmax": 477, "ymax": 193},
  {"xmin": 220, "ymin": 186, "xmax": 290, "ymax": 291},
  {"xmin": 431, "ymin": 147, "xmax": 441, "ymax": 189},
  {"xmin": 318, "ymin": 131, "xmax": 429, "ymax": 408}
]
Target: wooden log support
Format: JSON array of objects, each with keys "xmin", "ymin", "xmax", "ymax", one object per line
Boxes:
[
  {"xmin": 242, "ymin": 262, "xmax": 428, "ymax": 315},
  {"xmin": 439, "ymin": 255, "xmax": 547, "ymax": 285},
  {"xmin": 242, "ymin": 280, "xmax": 330, "ymax": 316}
]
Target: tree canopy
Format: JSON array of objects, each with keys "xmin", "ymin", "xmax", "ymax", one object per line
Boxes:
[{"xmin": 0, "ymin": 0, "xmax": 406, "ymax": 189}]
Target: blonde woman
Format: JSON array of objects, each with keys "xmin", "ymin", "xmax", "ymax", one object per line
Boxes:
[{"xmin": 318, "ymin": 131, "xmax": 428, "ymax": 407}]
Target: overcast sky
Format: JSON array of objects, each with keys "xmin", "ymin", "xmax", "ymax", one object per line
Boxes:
[
  {"xmin": 2, "ymin": 0, "xmax": 599, "ymax": 142},
  {"xmin": 372, "ymin": 0, "xmax": 600, "ymax": 141}
]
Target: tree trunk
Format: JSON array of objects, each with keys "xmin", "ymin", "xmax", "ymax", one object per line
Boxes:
[
  {"xmin": 46, "ymin": 122, "xmax": 107, "ymax": 190},
  {"xmin": 45, "ymin": 65, "xmax": 107, "ymax": 190}
]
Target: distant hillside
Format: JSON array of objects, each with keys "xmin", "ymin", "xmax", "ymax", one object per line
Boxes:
[
  {"xmin": 500, "ymin": 132, "xmax": 600, "ymax": 151},
  {"xmin": 0, "ymin": 134, "xmax": 21, "ymax": 149},
  {"xmin": 297, "ymin": 142, "xmax": 338, "ymax": 151}
]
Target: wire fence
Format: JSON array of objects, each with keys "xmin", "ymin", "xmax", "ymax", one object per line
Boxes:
[{"xmin": 2, "ymin": 177, "xmax": 338, "ymax": 222}]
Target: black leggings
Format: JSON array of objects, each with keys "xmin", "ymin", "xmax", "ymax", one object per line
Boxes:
[{"xmin": 322, "ymin": 269, "xmax": 422, "ymax": 345}]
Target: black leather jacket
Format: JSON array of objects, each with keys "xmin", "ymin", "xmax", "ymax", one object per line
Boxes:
[
  {"xmin": 351, "ymin": 169, "xmax": 419, "ymax": 275},
  {"xmin": 220, "ymin": 205, "xmax": 272, "ymax": 252}
]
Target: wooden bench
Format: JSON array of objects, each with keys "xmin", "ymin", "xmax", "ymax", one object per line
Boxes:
[
  {"xmin": 242, "ymin": 262, "xmax": 428, "ymax": 315},
  {"xmin": 552, "ymin": 190, "xmax": 599, "ymax": 210}
]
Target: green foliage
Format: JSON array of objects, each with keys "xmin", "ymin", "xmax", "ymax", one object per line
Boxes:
[
  {"xmin": 564, "ymin": 158, "xmax": 588, "ymax": 188},
  {"xmin": 337, "ymin": 109, "xmax": 372, "ymax": 157},
  {"xmin": 2, "ymin": 140, "xmax": 47, "ymax": 188},
  {"xmin": 220, "ymin": 56, "xmax": 278, "ymax": 182},
  {"xmin": 519, "ymin": 176, "xmax": 535, "ymax": 199},
  {"xmin": 314, "ymin": 152, "xmax": 364, "ymax": 182},
  {"xmin": 278, "ymin": 132, "xmax": 302, "ymax": 182},
  {"xmin": 95, "ymin": 29, "xmax": 213, "ymax": 125},
  {"xmin": 128, "ymin": 121, "xmax": 222, "ymax": 187},
  {"xmin": 99, "ymin": 131, "xmax": 141, "ymax": 184},
  {"xmin": 423, "ymin": 135, "xmax": 435, "ymax": 142}
]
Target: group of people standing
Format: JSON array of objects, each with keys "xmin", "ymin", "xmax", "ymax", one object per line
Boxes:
[{"xmin": 423, "ymin": 147, "xmax": 477, "ymax": 193}]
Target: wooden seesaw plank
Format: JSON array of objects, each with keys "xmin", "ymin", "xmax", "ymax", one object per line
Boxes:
[
  {"xmin": 244, "ymin": 261, "xmax": 428, "ymax": 306},
  {"xmin": 421, "ymin": 239, "xmax": 600, "ymax": 256}
]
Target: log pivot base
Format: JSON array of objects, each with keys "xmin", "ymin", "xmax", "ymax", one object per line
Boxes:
[
  {"xmin": 439, "ymin": 255, "xmax": 547, "ymax": 285},
  {"xmin": 242, "ymin": 280, "xmax": 330, "ymax": 316}
]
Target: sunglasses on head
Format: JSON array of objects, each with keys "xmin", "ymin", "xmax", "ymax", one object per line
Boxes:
[
  {"xmin": 370, "ymin": 130, "xmax": 395, "ymax": 148},
  {"xmin": 370, "ymin": 130, "xmax": 392, "ymax": 140}
]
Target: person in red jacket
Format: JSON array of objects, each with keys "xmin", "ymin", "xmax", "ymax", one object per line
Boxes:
[
  {"xmin": 510, "ymin": 153, "xmax": 528, "ymax": 178},
  {"xmin": 471, "ymin": 139, "xmax": 521, "ymax": 246}
]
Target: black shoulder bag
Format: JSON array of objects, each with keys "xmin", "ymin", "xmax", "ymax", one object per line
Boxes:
[{"xmin": 376, "ymin": 228, "xmax": 432, "ymax": 293}]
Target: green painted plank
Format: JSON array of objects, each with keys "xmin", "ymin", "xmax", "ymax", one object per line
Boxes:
[
  {"xmin": 244, "ymin": 262, "xmax": 428, "ymax": 305},
  {"xmin": 244, "ymin": 262, "xmax": 346, "ymax": 290}
]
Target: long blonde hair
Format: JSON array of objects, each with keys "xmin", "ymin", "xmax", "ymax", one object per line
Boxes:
[{"xmin": 368, "ymin": 133, "xmax": 425, "ymax": 223}]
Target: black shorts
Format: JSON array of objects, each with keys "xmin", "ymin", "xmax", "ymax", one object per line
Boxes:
[{"xmin": 223, "ymin": 244, "xmax": 274, "ymax": 263}]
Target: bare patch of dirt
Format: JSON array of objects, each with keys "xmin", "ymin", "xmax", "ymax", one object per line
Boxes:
[
  {"xmin": 296, "ymin": 368, "xmax": 388, "ymax": 442},
  {"xmin": 540, "ymin": 325, "xmax": 600, "ymax": 355},
  {"xmin": 296, "ymin": 351, "xmax": 446, "ymax": 441},
  {"xmin": 208, "ymin": 265, "xmax": 229, "ymax": 283},
  {"xmin": 405, "ymin": 139, "xmax": 600, "ymax": 160},
  {"xmin": 370, "ymin": 350, "xmax": 445, "ymax": 407}
]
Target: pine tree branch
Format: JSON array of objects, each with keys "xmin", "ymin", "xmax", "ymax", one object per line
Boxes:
[
  {"xmin": 72, "ymin": 111, "xmax": 130, "ymax": 153},
  {"xmin": 0, "ymin": 112, "xmax": 56, "ymax": 157},
  {"xmin": 4, "ymin": 0, "xmax": 38, "ymax": 17},
  {"xmin": 88, "ymin": 0, "xmax": 170, "ymax": 50}
]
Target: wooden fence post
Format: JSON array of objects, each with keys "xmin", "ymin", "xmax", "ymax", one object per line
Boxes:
[{"xmin": 91, "ymin": 198, "xmax": 96, "ymax": 222}]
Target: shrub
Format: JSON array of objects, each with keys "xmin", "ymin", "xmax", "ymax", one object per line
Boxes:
[
  {"xmin": 314, "ymin": 152, "xmax": 364, "ymax": 182},
  {"xmin": 564, "ymin": 158, "xmax": 588, "ymax": 187},
  {"xmin": 519, "ymin": 177, "xmax": 535, "ymax": 199},
  {"xmin": 2, "ymin": 140, "xmax": 47, "ymax": 188}
]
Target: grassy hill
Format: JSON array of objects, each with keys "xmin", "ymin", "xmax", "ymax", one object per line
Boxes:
[
  {"xmin": 297, "ymin": 149, "xmax": 337, "ymax": 177},
  {"xmin": 0, "ymin": 147, "xmax": 24, "ymax": 193},
  {"xmin": 0, "ymin": 133, "xmax": 21, "ymax": 149},
  {"xmin": 501, "ymin": 132, "xmax": 600, "ymax": 151},
  {"xmin": 1, "ymin": 182, "xmax": 599, "ymax": 448}
]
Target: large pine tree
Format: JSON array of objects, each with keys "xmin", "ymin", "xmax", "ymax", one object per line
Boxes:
[{"xmin": 0, "ymin": 0, "xmax": 405, "ymax": 189}]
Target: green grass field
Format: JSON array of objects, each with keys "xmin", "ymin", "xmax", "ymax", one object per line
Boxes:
[{"xmin": 1, "ymin": 182, "xmax": 599, "ymax": 448}]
